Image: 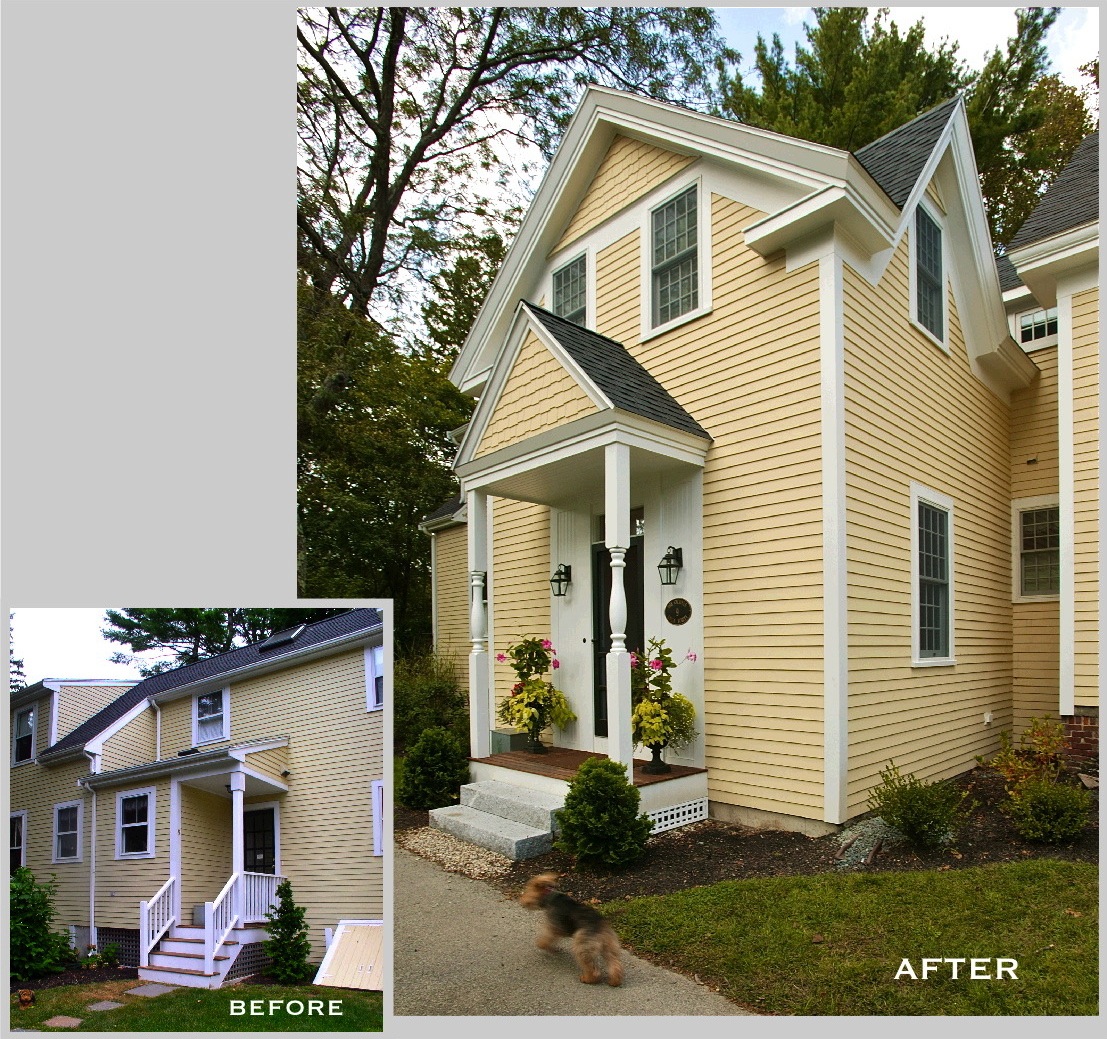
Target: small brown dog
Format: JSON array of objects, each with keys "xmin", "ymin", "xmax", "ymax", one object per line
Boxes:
[
  {"xmin": 520, "ymin": 872, "xmax": 623, "ymax": 986},
  {"xmin": 17, "ymin": 990, "xmax": 35, "ymax": 1009}
]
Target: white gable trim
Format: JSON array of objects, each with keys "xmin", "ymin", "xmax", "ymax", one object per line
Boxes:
[{"xmin": 84, "ymin": 698, "xmax": 152, "ymax": 756}]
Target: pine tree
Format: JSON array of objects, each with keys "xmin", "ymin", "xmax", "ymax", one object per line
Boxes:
[{"xmin": 262, "ymin": 879, "xmax": 314, "ymax": 983}]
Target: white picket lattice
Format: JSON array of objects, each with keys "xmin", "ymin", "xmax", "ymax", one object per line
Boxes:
[{"xmin": 647, "ymin": 797, "xmax": 709, "ymax": 834}]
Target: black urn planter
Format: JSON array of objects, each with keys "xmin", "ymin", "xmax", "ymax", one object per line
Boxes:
[{"xmin": 642, "ymin": 742, "xmax": 671, "ymax": 774}]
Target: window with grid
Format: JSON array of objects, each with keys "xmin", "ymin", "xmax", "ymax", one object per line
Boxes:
[
  {"xmin": 552, "ymin": 255, "xmax": 586, "ymax": 326},
  {"xmin": 13, "ymin": 707, "xmax": 33, "ymax": 763},
  {"xmin": 195, "ymin": 690, "xmax": 225, "ymax": 743},
  {"xmin": 652, "ymin": 186, "xmax": 698, "ymax": 327},
  {"xmin": 915, "ymin": 207, "xmax": 944, "ymax": 340},
  {"xmin": 918, "ymin": 501, "xmax": 950, "ymax": 657},
  {"xmin": 11, "ymin": 814, "xmax": 25, "ymax": 874},
  {"xmin": 1020, "ymin": 506, "xmax": 1060, "ymax": 595},
  {"xmin": 54, "ymin": 803, "xmax": 80, "ymax": 861},
  {"xmin": 119, "ymin": 793, "xmax": 150, "ymax": 855},
  {"xmin": 1018, "ymin": 307, "xmax": 1058, "ymax": 345}
]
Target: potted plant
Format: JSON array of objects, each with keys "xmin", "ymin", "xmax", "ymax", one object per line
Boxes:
[
  {"xmin": 495, "ymin": 637, "xmax": 576, "ymax": 753},
  {"xmin": 631, "ymin": 637, "xmax": 697, "ymax": 773}
]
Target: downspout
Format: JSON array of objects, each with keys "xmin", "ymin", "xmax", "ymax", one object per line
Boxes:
[
  {"xmin": 81, "ymin": 751, "xmax": 98, "ymax": 949},
  {"xmin": 153, "ymin": 701, "xmax": 162, "ymax": 761}
]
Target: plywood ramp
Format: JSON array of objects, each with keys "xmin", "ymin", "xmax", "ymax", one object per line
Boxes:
[{"xmin": 314, "ymin": 921, "xmax": 385, "ymax": 991}]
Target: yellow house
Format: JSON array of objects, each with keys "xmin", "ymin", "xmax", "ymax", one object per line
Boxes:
[
  {"xmin": 9, "ymin": 608, "xmax": 386, "ymax": 988},
  {"xmin": 422, "ymin": 87, "xmax": 1098, "ymax": 850}
]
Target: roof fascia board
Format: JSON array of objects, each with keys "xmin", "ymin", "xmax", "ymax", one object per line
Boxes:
[
  {"xmin": 419, "ymin": 505, "xmax": 468, "ymax": 533},
  {"xmin": 1008, "ymin": 223, "xmax": 1099, "ymax": 307},
  {"xmin": 517, "ymin": 305, "xmax": 614, "ymax": 411}
]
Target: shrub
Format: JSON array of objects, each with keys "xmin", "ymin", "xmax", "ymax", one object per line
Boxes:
[
  {"xmin": 1006, "ymin": 779, "xmax": 1092, "ymax": 843},
  {"xmin": 9, "ymin": 868, "xmax": 75, "ymax": 982},
  {"xmin": 394, "ymin": 650, "xmax": 468, "ymax": 753},
  {"xmin": 398, "ymin": 726, "xmax": 471, "ymax": 809},
  {"xmin": 866, "ymin": 762, "xmax": 975, "ymax": 850},
  {"xmin": 263, "ymin": 879, "xmax": 314, "ymax": 983},
  {"xmin": 980, "ymin": 716, "xmax": 1068, "ymax": 794},
  {"xmin": 554, "ymin": 759, "xmax": 654, "ymax": 869}
]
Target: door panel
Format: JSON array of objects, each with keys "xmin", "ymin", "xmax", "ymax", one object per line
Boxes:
[
  {"xmin": 591, "ymin": 536, "xmax": 644, "ymax": 737},
  {"xmin": 243, "ymin": 807, "xmax": 276, "ymax": 875}
]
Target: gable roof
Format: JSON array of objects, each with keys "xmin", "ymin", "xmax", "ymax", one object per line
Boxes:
[
  {"xmin": 996, "ymin": 253, "xmax": 1023, "ymax": 293},
  {"xmin": 521, "ymin": 303, "xmax": 710, "ymax": 439},
  {"xmin": 855, "ymin": 96, "xmax": 961, "ymax": 209},
  {"xmin": 38, "ymin": 609, "xmax": 382, "ymax": 760},
  {"xmin": 1008, "ymin": 130, "xmax": 1099, "ymax": 250}
]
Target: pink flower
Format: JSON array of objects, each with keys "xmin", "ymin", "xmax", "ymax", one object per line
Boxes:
[
  {"xmin": 649, "ymin": 658, "xmax": 663, "ymax": 671},
  {"xmin": 552, "ymin": 659, "xmax": 560, "ymax": 669},
  {"xmin": 541, "ymin": 639, "xmax": 553, "ymax": 650},
  {"xmin": 685, "ymin": 652, "xmax": 698, "ymax": 662},
  {"xmin": 496, "ymin": 653, "xmax": 506, "ymax": 662},
  {"xmin": 630, "ymin": 652, "xmax": 638, "ymax": 667}
]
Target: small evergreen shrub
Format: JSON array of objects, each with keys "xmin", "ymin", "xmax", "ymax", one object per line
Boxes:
[
  {"xmin": 263, "ymin": 879, "xmax": 314, "ymax": 983},
  {"xmin": 398, "ymin": 726, "xmax": 470, "ymax": 809},
  {"xmin": 10, "ymin": 868, "xmax": 75, "ymax": 982},
  {"xmin": 554, "ymin": 759, "xmax": 654, "ymax": 869},
  {"xmin": 1006, "ymin": 778, "xmax": 1092, "ymax": 843},
  {"xmin": 394, "ymin": 650, "xmax": 468, "ymax": 753},
  {"xmin": 866, "ymin": 762, "xmax": 975, "ymax": 850}
]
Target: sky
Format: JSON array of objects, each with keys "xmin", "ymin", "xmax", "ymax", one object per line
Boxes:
[
  {"xmin": 10, "ymin": 608, "xmax": 144, "ymax": 685},
  {"xmin": 714, "ymin": 6, "xmax": 1098, "ymax": 90}
]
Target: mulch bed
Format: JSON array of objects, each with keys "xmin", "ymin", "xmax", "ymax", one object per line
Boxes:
[
  {"xmin": 396, "ymin": 765, "xmax": 1098, "ymax": 904},
  {"xmin": 9, "ymin": 966, "xmax": 139, "ymax": 993}
]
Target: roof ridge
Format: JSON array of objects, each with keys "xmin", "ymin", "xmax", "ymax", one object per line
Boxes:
[{"xmin": 854, "ymin": 94, "xmax": 961, "ymax": 159}]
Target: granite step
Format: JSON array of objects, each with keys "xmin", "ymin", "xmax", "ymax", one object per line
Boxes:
[
  {"xmin": 460, "ymin": 781, "xmax": 564, "ymax": 833},
  {"xmin": 429, "ymin": 804, "xmax": 554, "ymax": 860}
]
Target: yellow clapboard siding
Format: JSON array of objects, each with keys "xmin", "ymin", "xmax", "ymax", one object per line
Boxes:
[
  {"xmin": 57, "ymin": 684, "xmax": 135, "ymax": 743},
  {"xmin": 433, "ymin": 524, "xmax": 471, "ymax": 691},
  {"xmin": 101, "ymin": 707, "xmax": 156, "ymax": 772}
]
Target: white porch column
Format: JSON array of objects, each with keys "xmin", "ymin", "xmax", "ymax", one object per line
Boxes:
[
  {"xmin": 230, "ymin": 772, "xmax": 245, "ymax": 921},
  {"xmin": 467, "ymin": 488, "xmax": 492, "ymax": 758},
  {"xmin": 604, "ymin": 443, "xmax": 634, "ymax": 768}
]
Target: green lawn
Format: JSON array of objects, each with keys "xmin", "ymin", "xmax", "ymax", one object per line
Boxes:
[
  {"xmin": 606, "ymin": 859, "xmax": 1098, "ymax": 1015},
  {"xmin": 10, "ymin": 979, "xmax": 382, "ymax": 1031}
]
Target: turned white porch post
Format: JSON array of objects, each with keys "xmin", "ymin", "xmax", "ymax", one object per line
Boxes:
[
  {"xmin": 605, "ymin": 443, "xmax": 634, "ymax": 768},
  {"xmin": 467, "ymin": 488, "xmax": 492, "ymax": 758},
  {"xmin": 230, "ymin": 772, "xmax": 245, "ymax": 922}
]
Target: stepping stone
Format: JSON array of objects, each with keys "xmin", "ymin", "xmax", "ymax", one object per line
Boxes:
[
  {"xmin": 43, "ymin": 1015, "xmax": 83, "ymax": 1027},
  {"xmin": 125, "ymin": 982, "xmax": 177, "ymax": 997},
  {"xmin": 87, "ymin": 1000, "xmax": 125, "ymax": 1011}
]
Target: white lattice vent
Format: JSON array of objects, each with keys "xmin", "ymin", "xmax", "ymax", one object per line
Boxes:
[{"xmin": 647, "ymin": 797, "xmax": 708, "ymax": 833}]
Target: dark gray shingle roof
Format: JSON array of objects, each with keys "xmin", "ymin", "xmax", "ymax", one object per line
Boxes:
[
  {"xmin": 40, "ymin": 609, "xmax": 381, "ymax": 758},
  {"xmin": 1008, "ymin": 131, "xmax": 1099, "ymax": 251},
  {"xmin": 422, "ymin": 494, "xmax": 463, "ymax": 523},
  {"xmin": 854, "ymin": 96, "xmax": 961, "ymax": 209},
  {"xmin": 997, "ymin": 252, "xmax": 1023, "ymax": 292}
]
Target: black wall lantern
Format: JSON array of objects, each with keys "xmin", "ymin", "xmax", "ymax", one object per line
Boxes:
[
  {"xmin": 550, "ymin": 563, "xmax": 572, "ymax": 597},
  {"xmin": 658, "ymin": 546, "xmax": 683, "ymax": 586}
]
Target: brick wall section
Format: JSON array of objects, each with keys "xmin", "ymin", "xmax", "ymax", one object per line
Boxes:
[{"xmin": 1063, "ymin": 710, "xmax": 1099, "ymax": 765}]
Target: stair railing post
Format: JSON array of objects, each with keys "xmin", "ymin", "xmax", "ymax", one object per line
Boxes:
[
  {"xmin": 204, "ymin": 901, "xmax": 215, "ymax": 975},
  {"xmin": 139, "ymin": 900, "xmax": 149, "ymax": 967}
]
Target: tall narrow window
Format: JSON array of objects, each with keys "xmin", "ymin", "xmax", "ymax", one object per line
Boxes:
[
  {"xmin": 915, "ymin": 206, "xmax": 944, "ymax": 341},
  {"xmin": 552, "ymin": 255, "xmax": 586, "ymax": 326},
  {"xmin": 10, "ymin": 813, "xmax": 26, "ymax": 874},
  {"xmin": 12, "ymin": 707, "xmax": 34, "ymax": 764},
  {"xmin": 366, "ymin": 644, "xmax": 385, "ymax": 711},
  {"xmin": 116, "ymin": 789, "xmax": 155, "ymax": 858},
  {"xmin": 1020, "ymin": 506, "xmax": 1060, "ymax": 595},
  {"xmin": 193, "ymin": 689, "xmax": 227, "ymax": 744},
  {"xmin": 652, "ymin": 185, "xmax": 698, "ymax": 327},
  {"xmin": 917, "ymin": 501, "xmax": 950, "ymax": 658},
  {"xmin": 372, "ymin": 780, "xmax": 384, "ymax": 856},
  {"xmin": 53, "ymin": 802, "xmax": 81, "ymax": 862}
]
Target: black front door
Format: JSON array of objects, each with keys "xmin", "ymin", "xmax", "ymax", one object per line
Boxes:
[
  {"xmin": 243, "ymin": 808, "xmax": 276, "ymax": 875},
  {"xmin": 591, "ymin": 535, "xmax": 645, "ymax": 738}
]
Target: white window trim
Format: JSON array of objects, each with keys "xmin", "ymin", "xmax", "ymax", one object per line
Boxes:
[
  {"xmin": 10, "ymin": 810, "xmax": 28, "ymax": 870},
  {"xmin": 242, "ymin": 801, "xmax": 281, "ymax": 876},
  {"xmin": 908, "ymin": 200, "xmax": 949, "ymax": 353},
  {"xmin": 115, "ymin": 786, "xmax": 156, "ymax": 860},
  {"xmin": 52, "ymin": 800, "xmax": 83, "ymax": 864},
  {"xmin": 1011, "ymin": 306, "xmax": 1059, "ymax": 352},
  {"xmin": 191, "ymin": 687, "xmax": 230, "ymax": 746},
  {"xmin": 548, "ymin": 249, "xmax": 592, "ymax": 328},
  {"xmin": 372, "ymin": 780, "xmax": 384, "ymax": 856},
  {"xmin": 1011, "ymin": 494, "xmax": 1061, "ymax": 603},
  {"xmin": 12, "ymin": 705, "xmax": 36, "ymax": 766},
  {"xmin": 640, "ymin": 176, "xmax": 713, "ymax": 342},
  {"xmin": 910, "ymin": 482, "xmax": 956, "ymax": 666},
  {"xmin": 365, "ymin": 644, "xmax": 385, "ymax": 712}
]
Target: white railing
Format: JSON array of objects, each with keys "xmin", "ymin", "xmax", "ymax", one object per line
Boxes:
[
  {"xmin": 203, "ymin": 873, "xmax": 240, "ymax": 975},
  {"xmin": 242, "ymin": 871, "xmax": 282, "ymax": 923},
  {"xmin": 139, "ymin": 875, "xmax": 177, "ymax": 967}
]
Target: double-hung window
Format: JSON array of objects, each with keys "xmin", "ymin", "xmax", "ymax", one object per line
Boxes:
[
  {"xmin": 911, "ymin": 484, "xmax": 954, "ymax": 664},
  {"xmin": 53, "ymin": 801, "xmax": 82, "ymax": 863},
  {"xmin": 366, "ymin": 645, "xmax": 385, "ymax": 711},
  {"xmin": 193, "ymin": 688, "xmax": 228, "ymax": 744},
  {"xmin": 12, "ymin": 706, "xmax": 34, "ymax": 764},
  {"xmin": 1018, "ymin": 504, "xmax": 1060, "ymax": 597},
  {"xmin": 552, "ymin": 254, "xmax": 587, "ymax": 326},
  {"xmin": 10, "ymin": 812, "xmax": 27, "ymax": 874},
  {"xmin": 651, "ymin": 185, "xmax": 698, "ymax": 327},
  {"xmin": 116, "ymin": 788, "xmax": 155, "ymax": 858},
  {"xmin": 914, "ymin": 205, "xmax": 944, "ymax": 342}
]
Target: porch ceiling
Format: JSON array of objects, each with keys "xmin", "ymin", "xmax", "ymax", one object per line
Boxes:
[{"xmin": 181, "ymin": 770, "xmax": 285, "ymax": 798}]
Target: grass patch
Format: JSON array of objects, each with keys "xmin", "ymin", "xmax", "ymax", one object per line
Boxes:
[
  {"xmin": 10, "ymin": 981, "xmax": 382, "ymax": 1031},
  {"xmin": 607, "ymin": 860, "xmax": 1097, "ymax": 1015}
]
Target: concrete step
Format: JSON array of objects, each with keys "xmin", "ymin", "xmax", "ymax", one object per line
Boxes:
[
  {"xmin": 429, "ymin": 804, "xmax": 554, "ymax": 860},
  {"xmin": 460, "ymin": 781, "xmax": 564, "ymax": 833},
  {"xmin": 136, "ymin": 964, "xmax": 220, "ymax": 988}
]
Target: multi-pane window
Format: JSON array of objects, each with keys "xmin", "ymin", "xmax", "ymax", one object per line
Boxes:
[
  {"xmin": 194, "ymin": 690, "xmax": 226, "ymax": 743},
  {"xmin": 652, "ymin": 186, "xmax": 698, "ymax": 327},
  {"xmin": 118, "ymin": 791, "xmax": 152, "ymax": 856},
  {"xmin": 1020, "ymin": 507, "xmax": 1060, "ymax": 595},
  {"xmin": 1018, "ymin": 307, "xmax": 1058, "ymax": 345},
  {"xmin": 366, "ymin": 644, "xmax": 385, "ymax": 710},
  {"xmin": 918, "ymin": 501, "xmax": 950, "ymax": 658},
  {"xmin": 10, "ymin": 814, "xmax": 26, "ymax": 874},
  {"xmin": 552, "ymin": 255, "xmax": 586, "ymax": 326},
  {"xmin": 915, "ymin": 207, "xmax": 944, "ymax": 340},
  {"xmin": 13, "ymin": 707, "xmax": 34, "ymax": 763},
  {"xmin": 53, "ymin": 803, "xmax": 80, "ymax": 862}
]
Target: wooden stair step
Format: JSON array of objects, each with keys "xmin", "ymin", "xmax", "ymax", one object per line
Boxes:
[
  {"xmin": 144, "ymin": 964, "xmax": 216, "ymax": 977},
  {"xmin": 157, "ymin": 950, "xmax": 230, "ymax": 961}
]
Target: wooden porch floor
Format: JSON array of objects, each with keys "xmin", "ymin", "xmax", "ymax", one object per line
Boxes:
[{"xmin": 471, "ymin": 747, "xmax": 705, "ymax": 787}]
